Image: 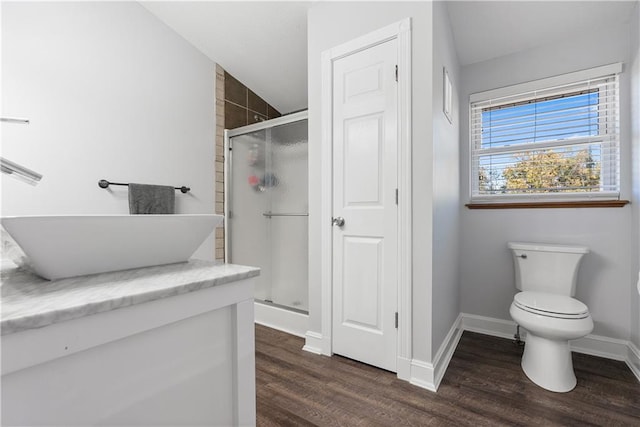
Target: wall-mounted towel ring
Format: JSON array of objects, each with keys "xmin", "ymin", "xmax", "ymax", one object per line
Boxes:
[{"xmin": 98, "ymin": 179, "xmax": 190, "ymax": 193}]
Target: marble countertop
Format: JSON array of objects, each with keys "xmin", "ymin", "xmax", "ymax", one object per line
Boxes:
[{"xmin": 1, "ymin": 260, "xmax": 260, "ymax": 336}]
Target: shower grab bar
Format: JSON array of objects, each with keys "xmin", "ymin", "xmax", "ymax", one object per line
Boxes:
[
  {"xmin": 99, "ymin": 179, "xmax": 190, "ymax": 193},
  {"xmin": 262, "ymin": 212, "xmax": 309, "ymax": 218}
]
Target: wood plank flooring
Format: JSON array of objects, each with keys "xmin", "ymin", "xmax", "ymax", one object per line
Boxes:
[{"xmin": 255, "ymin": 325, "xmax": 640, "ymax": 426}]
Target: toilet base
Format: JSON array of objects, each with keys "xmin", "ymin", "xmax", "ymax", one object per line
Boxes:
[{"xmin": 521, "ymin": 333, "xmax": 576, "ymax": 392}]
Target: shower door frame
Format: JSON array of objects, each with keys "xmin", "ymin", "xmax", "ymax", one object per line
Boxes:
[{"xmin": 223, "ymin": 109, "xmax": 309, "ymax": 272}]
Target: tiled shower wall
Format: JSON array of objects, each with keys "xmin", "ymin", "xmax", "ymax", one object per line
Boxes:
[
  {"xmin": 214, "ymin": 65, "xmax": 281, "ymax": 261},
  {"xmin": 223, "ymin": 71, "xmax": 282, "ymax": 127}
]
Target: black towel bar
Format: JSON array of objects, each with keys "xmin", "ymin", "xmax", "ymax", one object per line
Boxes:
[{"xmin": 98, "ymin": 179, "xmax": 190, "ymax": 194}]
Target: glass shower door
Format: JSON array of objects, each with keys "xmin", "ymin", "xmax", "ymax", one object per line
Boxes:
[
  {"xmin": 228, "ymin": 129, "xmax": 272, "ymax": 302},
  {"xmin": 227, "ymin": 118, "xmax": 308, "ymax": 313},
  {"xmin": 266, "ymin": 120, "xmax": 308, "ymax": 311}
]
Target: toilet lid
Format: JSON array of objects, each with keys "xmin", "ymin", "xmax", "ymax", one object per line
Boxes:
[{"xmin": 514, "ymin": 291, "xmax": 589, "ymax": 319}]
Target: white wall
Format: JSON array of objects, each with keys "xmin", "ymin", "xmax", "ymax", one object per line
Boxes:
[
  {"xmin": 630, "ymin": 1, "xmax": 640, "ymax": 347},
  {"xmin": 431, "ymin": 2, "xmax": 461, "ymax": 354},
  {"xmin": 460, "ymin": 24, "xmax": 634, "ymax": 340},
  {"xmin": 1, "ymin": 2, "xmax": 216, "ymax": 259},
  {"xmin": 307, "ymin": 1, "xmax": 434, "ymax": 362}
]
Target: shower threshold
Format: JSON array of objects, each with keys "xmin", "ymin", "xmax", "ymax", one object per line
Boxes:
[
  {"xmin": 256, "ymin": 298, "xmax": 308, "ymax": 315},
  {"xmin": 254, "ymin": 300, "xmax": 309, "ymax": 337}
]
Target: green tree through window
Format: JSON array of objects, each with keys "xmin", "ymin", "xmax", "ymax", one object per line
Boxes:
[{"xmin": 485, "ymin": 150, "xmax": 601, "ymax": 194}]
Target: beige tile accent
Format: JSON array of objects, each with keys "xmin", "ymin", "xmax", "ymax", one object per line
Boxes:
[{"xmin": 215, "ymin": 65, "xmax": 226, "ymax": 260}]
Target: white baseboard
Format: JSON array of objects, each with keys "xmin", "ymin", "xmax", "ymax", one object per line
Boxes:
[
  {"xmin": 571, "ymin": 334, "xmax": 628, "ymax": 361},
  {"xmin": 408, "ymin": 314, "xmax": 463, "ymax": 392},
  {"xmin": 460, "ymin": 312, "xmax": 639, "ymax": 383},
  {"xmin": 304, "ymin": 313, "xmax": 640, "ymax": 392},
  {"xmin": 627, "ymin": 341, "xmax": 640, "ymax": 382},
  {"xmin": 396, "ymin": 356, "xmax": 412, "ymax": 381},
  {"xmin": 302, "ymin": 331, "xmax": 326, "ymax": 355},
  {"xmin": 409, "ymin": 359, "xmax": 436, "ymax": 392},
  {"xmin": 433, "ymin": 314, "xmax": 464, "ymax": 390},
  {"xmin": 461, "ymin": 313, "xmax": 629, "ymax": 361},
  {"xmin": 254, "ymin": 302, "xmax": 308, "ymax": 338},
  {"xmin": 300, "ymin": 316, "xmax": 464, "ymax": 393},
  {"xmin": 461, "ymin": 313, "xmax": 517, "ymax": 340}
]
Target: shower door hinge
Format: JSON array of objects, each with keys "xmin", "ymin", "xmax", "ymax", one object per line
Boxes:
[
  {"xmin": 395, "ymin": 188, "xmax": 398, "ymax": 205},
  {"xmin": 395, "ymin": 312, "xmax": 398, "ymax": 328},
  {"xmin": 395, "ymin": 65, "xmax": 398, "ymax": 82}
]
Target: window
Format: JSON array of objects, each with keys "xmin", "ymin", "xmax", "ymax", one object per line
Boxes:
[{"xmin": 469, "ymin": 64, "xmax": 621, "ymax": 203}]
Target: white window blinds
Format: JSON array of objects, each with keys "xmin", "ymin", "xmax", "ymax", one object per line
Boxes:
[{"xmin": 470, "ymin": 64, "xmax": 621, "ymax": 202}]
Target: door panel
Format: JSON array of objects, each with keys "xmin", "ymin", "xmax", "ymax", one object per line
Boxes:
[
  {"xmin": 342, "ymin": 236, "xmax": 383, "ymax": 331},
  {"xmin": 332, "ymin": 38, "xmax": 398, "ymax": 372},
  {"xmin": 344, "ymin": 62, "xmax": 384, "ymax": 101},
  {"xmin": 344, "ymin": 115, "xmax": 383, "ymax": 205}
]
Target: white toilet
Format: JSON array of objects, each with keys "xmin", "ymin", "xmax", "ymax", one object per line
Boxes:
[{"xmin": 508, "ymin": 242, "xmax": 593, "ymax": 393}]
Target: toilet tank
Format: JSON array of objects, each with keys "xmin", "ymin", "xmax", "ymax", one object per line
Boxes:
[{"xmin": 508, "ymin": 242, "xmax": 589, "ymax": 296}]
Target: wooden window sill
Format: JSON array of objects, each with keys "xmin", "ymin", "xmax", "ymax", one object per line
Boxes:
[{"xmin": 466, "ymin": 200, "xmax": 630, "ymax": 209}]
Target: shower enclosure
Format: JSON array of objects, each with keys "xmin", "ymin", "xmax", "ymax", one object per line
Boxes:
[{"xmin": 225, "ymin": 111, "xmax": 308, "ymax": 332}]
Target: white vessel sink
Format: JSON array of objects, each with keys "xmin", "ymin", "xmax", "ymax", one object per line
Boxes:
[{"xmin": 1, "ymin": 214, "xmax": 223, "ymax": 280}]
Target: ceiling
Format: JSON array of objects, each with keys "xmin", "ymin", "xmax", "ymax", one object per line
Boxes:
[
  {"xmin": 140, "ymin": 1, "xmax": 311, "ymax": 114},
  {"xmin": 446, "ymin": 1, "xmax": 637, "ymax": 66},
  {"xmin": 141, "ymin": 1, "xmax": 638, "ymax": 114}
]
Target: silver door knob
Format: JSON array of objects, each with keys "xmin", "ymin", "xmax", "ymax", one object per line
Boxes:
[{"xmin": 332, "ymin": 217, "xmax": 345, "ymax": 227}]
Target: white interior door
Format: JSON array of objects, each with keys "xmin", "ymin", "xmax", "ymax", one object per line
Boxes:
[{"xmin": 332, "ymin": 38, "xmax": 398, "ymax": 372}]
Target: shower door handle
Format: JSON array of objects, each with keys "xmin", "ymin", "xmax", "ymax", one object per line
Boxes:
[{"xmin": 332, "ymin": 217, "xmax": 345, "ymax": 227}]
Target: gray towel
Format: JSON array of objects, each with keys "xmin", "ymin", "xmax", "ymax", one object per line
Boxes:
[{"xmin": 128, "ymin": 183, "xmax": 175, "ymax": 214}]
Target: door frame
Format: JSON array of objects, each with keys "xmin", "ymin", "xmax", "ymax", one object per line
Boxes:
[{"xmin": 319, "ymin": 18, "xmax": 413, "ymax": 380}]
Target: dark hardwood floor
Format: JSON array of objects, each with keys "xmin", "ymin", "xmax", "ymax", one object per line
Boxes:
[{"xmin": 255, "ymin": 325, "xmax": 640, "ymax": 426}]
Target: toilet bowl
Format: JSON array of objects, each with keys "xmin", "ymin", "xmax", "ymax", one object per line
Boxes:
[
  {"xmin": 508, "ymin": 242, "xmax": 592, "ymax": 393},
  {"xmin": 510, "ymin": 291, "xmax": 593, "ymax": 392}
]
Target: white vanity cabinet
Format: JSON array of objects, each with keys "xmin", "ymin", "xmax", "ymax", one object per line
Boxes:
[{"xmin": 1, "ymin": 261, "xmax": 259, "ymax": 426}]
